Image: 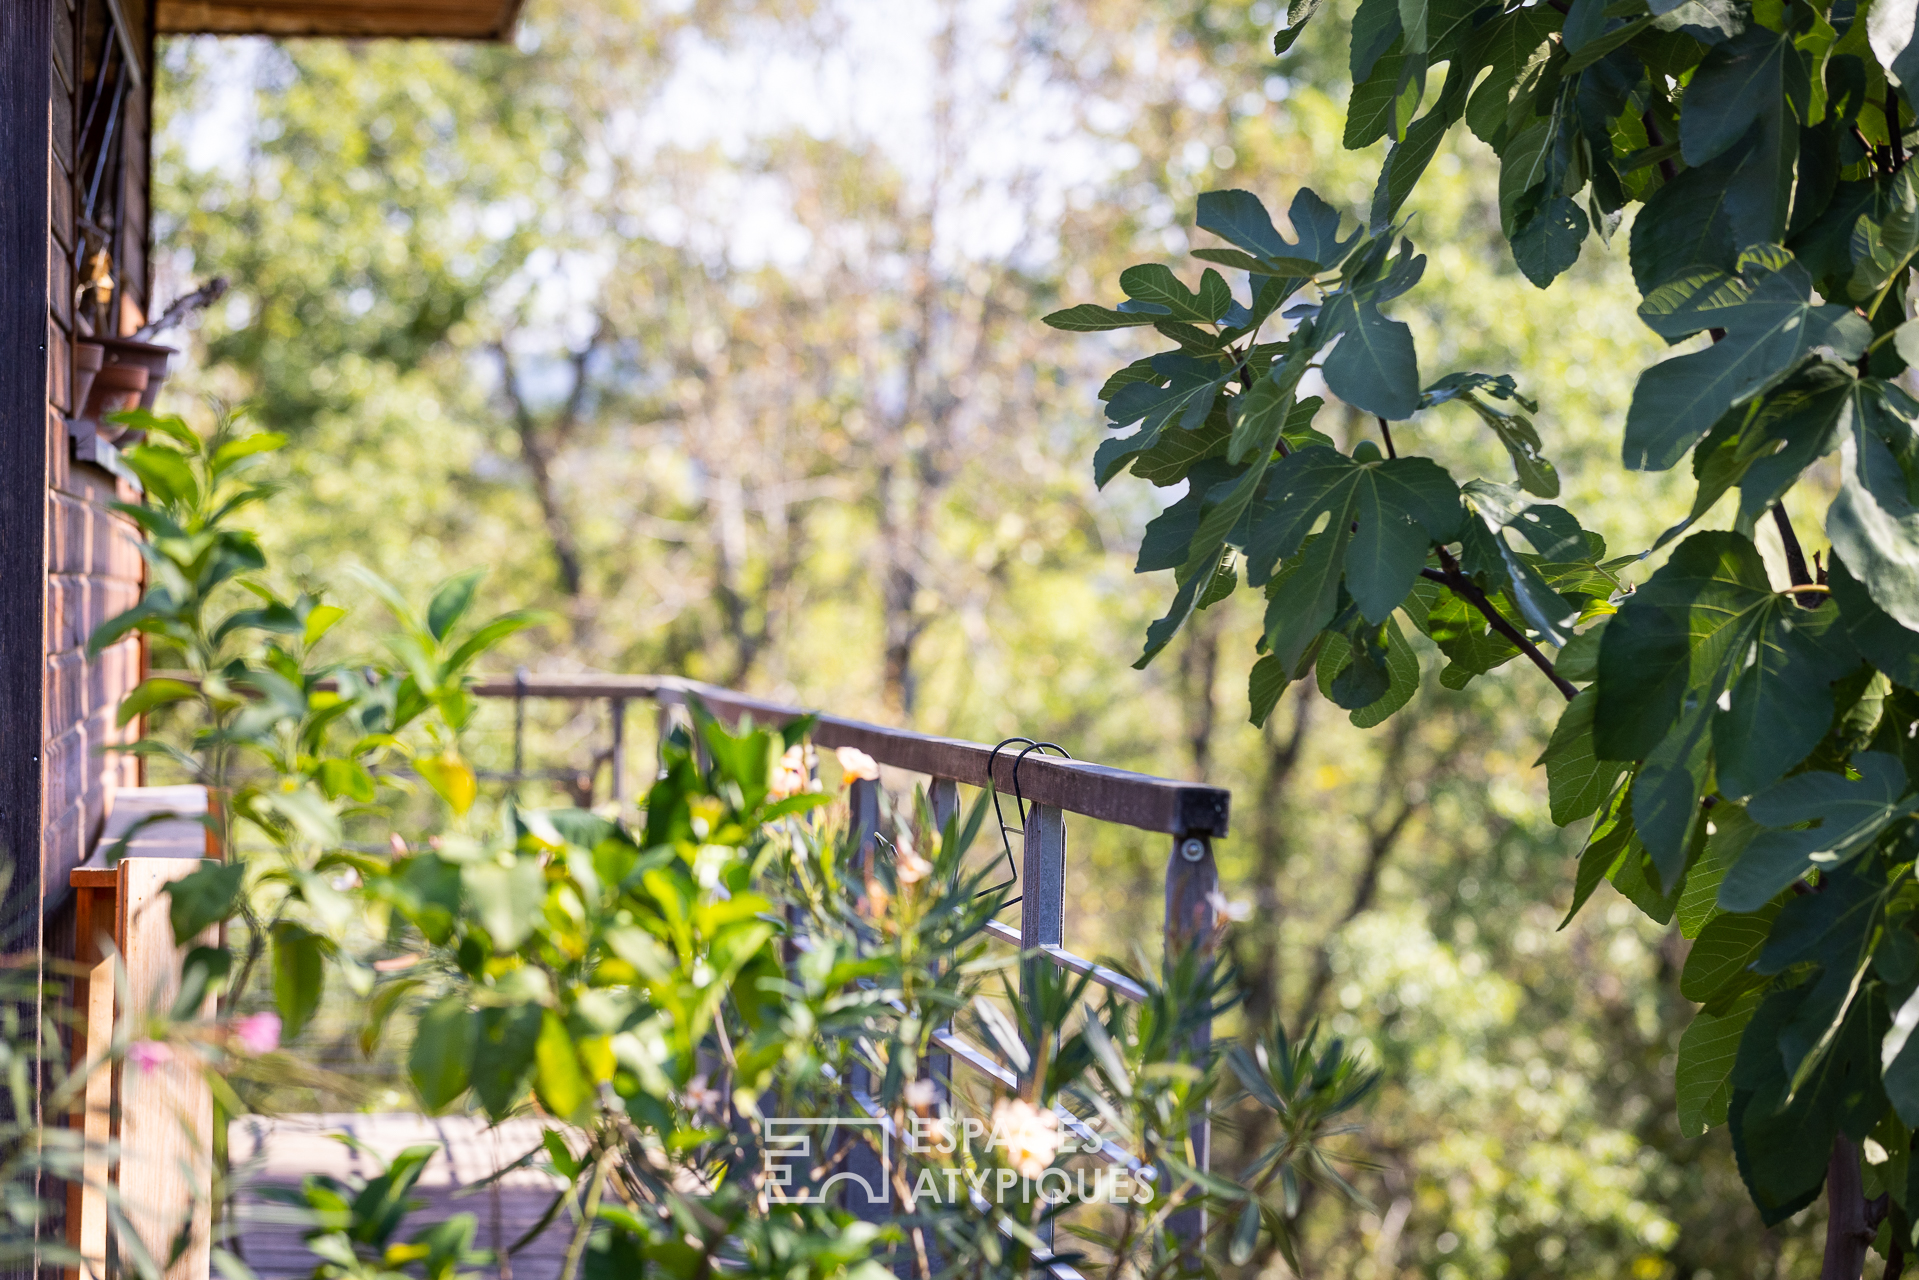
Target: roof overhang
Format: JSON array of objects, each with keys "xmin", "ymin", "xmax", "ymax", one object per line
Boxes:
[{"xmin": 155, "ymin": 0, "xmax": 524, "ymax": 39}]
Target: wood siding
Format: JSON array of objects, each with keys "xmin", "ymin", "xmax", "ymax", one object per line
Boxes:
[{"xmin": 156, "ymin": 0, "xmax": 522, "ymax": 38}]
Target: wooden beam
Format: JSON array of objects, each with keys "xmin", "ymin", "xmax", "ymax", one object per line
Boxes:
[
  {"xmin": 0, "ymin": 0, "xmax": 51, "ymax": 956},
  {"xmin": 465, "ymin": 673, "xmax": 1232, "ymax": 836},
  {"xmin": 154, "ymin": 0, "xmax": 524, "ymax": 39}
]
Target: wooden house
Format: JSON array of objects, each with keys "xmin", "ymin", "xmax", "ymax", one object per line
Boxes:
[{"xmin": 0, "ymin": 3, "xmax": 519, "ymax": 1275}]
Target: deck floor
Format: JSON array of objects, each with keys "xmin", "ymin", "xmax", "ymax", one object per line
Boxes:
[{"xmin": 227, "ymin": 1113, "xmax": 572, "ymax": 1280}]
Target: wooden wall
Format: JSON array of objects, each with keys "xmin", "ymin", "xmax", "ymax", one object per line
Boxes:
[
  {"xmin": 1, "ymin": 0, "xmax": 152, "ymax": 1265},
  {"xmin": 44, "ymin": 0, "xmax": 152, "ymax": 909}
]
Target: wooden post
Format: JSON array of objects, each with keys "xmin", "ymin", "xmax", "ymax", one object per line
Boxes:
[
  {"xmin": 66, "ymin": 856, "xmax": 216, "ymax": 1280},
  {"xmin": 843, "ymin": 776, "xmax": 886, "ymax": 1223},
  {"xmin": 1018, "ymin": 804, "xmax": 1065, "ymax": 951},
  {"xmin": 609, "ymin": 697, "xmax": 627, "ymax": 809},
  {"xmin": 66, "ymin": 875, "xmax": 117, "ymax": 1280},
  {"xmin": 1019, "ymin": 803, "xmax": 1065, "ymax": 1249},
  {"xmin": 848, "ymin": 778, "xmax": 880, "ymax": 876},
  {"xmin": 1164, "ymin": 833, "xmax": 1219, "ymax": 1261},
  {"xmin": 117, "ymin": 856, "xmax": 214, "ymax": 1280},
  {"xmin": 923, "ymin": 779, "xmax": 960, "ymax": 1100}
]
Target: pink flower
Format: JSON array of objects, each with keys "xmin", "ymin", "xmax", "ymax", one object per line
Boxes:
[
  {"xmin": 127, "ymin": 1040, "xmax": 173, "ymax": 1072},
  {"xmin": 233, "ymin": 1012, "xmax": 282, "ymax": 1054}
]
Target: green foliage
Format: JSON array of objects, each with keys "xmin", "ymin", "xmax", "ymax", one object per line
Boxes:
[
  {"xmin": 1052, "ymin": 0, "xmax": 1919, "ymax": 1260},
  {"xmin": 257, "ymin": 1138, "xmax": 493, "ymax": 1280}
]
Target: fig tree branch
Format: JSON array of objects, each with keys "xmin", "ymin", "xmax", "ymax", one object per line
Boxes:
[{"xmin": 1422, "ymin": 545, "xmax": 1579, "ymax": 702}]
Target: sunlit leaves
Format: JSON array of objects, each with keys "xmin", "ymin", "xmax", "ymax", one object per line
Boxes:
[
  {"xmin": 1719, "ymin": 754, "xmax": 1918, "ymax": 911},
  {"xmin": 1625, "ymin": 247, "xmax": 1872, "ymax": 471}
]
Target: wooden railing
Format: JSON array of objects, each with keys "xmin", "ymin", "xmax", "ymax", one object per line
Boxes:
[{"xmin": 473, "ymin": 673, "xmax": 1233, "ymax": 1275}]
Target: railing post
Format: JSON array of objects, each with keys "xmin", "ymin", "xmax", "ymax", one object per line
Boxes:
[
  {"xmin": 848, "ymin": 777, "xmax": 880, "ymax": 875},
  {"xmin": 924, "ymin": 779, "xmax": 960, "ymax": 1103},
  {"xmin": 1165, "ymin": 832, "xmax": 1219, "ymax": 1265},
  {"xmin": 609, "ymin": 696, "xmax": 627, "ymax": 809},
  {"xmin": 844, "ymin": 774, "xmax": 887, "ymax": 1224},
  {"xmin": 1020, "ymin": 802, "xmax": 1065, "ymax": 1249},
  {"xmin": 1019, "ymin": 803, "xmax": 1065, "ymax": 954}
]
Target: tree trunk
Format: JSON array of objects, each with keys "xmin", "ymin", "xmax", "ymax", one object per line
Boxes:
[{"xmin": 1823, "ymin": 1136, "xmax": 1870, "ymax": 1280}]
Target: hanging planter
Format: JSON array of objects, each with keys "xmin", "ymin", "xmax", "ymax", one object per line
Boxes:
[
  {"xmin": 84, "ymin": 363, "xmax": 148, "ymax": 428},
  {"xmin": 71, "ymin": 341, "xmax": 104, "ymax": 420},
  {"xmin": 95, "ymin": 336, "xmax": 175, "ymax": 413}
]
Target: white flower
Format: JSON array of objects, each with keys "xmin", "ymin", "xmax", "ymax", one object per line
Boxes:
[
  {"xmin": 836, "ymin": 746, "xmax": 881, "ymax": 782},
  {"xmin": 770, "ymin": 744, "xmax": 816, "ymax": 800},
  {"xmin": 1209, "ymin": 889, "xmax": 1253, "ymax": 922},
  {"xmin": 682, "ymin": 1074, "xmax": 723, "ymax": 1114},
  {"xmin": 894, "ymin": 832, "xmax": 934, "ymax": 885},
  {"xmin": 904, "ymin": 1079, "xmax": 939, "ymax": 1114},
  {"xmin": 991, "ymin": 1097, "xmax": 1062, "ymax": 1179}
]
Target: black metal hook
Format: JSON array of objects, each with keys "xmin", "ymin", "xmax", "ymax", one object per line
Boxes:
[{"xmin": 979, "ymin": 737, "xmax": 1070, "ymax": 908}]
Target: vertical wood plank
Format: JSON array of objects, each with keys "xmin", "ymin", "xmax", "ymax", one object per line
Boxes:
[
  {"xmin": 847, "ymin": 777, "xmax": 879, "ymax": 875},
  {"xmin": 927, "ymin": 777, "xmax": 959, "ymax": 833},
  {"xmin": 0, "ymin": 17, "xmax": 53, "ymax": 1276},
  {"xmin": 66, "ymin": 881, "xmax": 115, "ymax": 1280},
  {"xmin": 1164, "ymin": 834, "xmax": 1219, "ymax": 1256},
  {"xmin": 608, "ymin": 696, "xmax": 626, "ymax": 808},
  {"xmin": 1017, "ymin": 804, "xmax": 1064, "ymax": 950},
  {"xmin": 115, "ymin": 857, "xmax": 212, "ymax": 1280},
  {"xmin": 922, "ymin": 777, "xmax": 959, "ymax": 1107}
]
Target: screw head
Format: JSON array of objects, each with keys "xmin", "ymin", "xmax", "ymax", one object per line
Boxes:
[{"xmin": 1179, "ymin": 837, "xmax": 1206, "ymax": 862}]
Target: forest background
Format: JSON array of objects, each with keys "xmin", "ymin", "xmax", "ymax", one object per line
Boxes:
[{"xmin": 147, "ymin": 0, "xmax": 1826, "ymax": 1274}]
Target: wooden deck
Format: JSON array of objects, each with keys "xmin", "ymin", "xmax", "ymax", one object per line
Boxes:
[{"xmin": 227, "ymin": 1113, "xmax": 572, "ymax": 1280}]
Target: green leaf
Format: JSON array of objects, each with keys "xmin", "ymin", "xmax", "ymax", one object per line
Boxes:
[
  {"xmin": 1319, "ymin": 295, "xmax": 1422, "ymax": 421},
  {"xmin": 1624, "ymin": 247, "xmax": 1872, "ymax": 471},
  {"xmin": 1831, "ymin": 554, "xmax": 1919, "ymax": 686},
  {"xmin": 1681, "ymin": 907, "xmax": 1779, "ymax": 1003},
  {"xmin": 441, "ymin": 610, "xmax": 547, "ymax": 678},
  {"xmin": 532, "ymin": 1008, "xmax": 595, "ymax": 1123},
  {"xmin": 1731, "ymin": 984, "xmax": 1886, "ymax": 1224},
  {"xmin": 1118, "ymin": 264, "xmax": 1226, "ymax": 323},
  {"xmin": 1230, "ymin": 1200, "xmax": 1262, "ymax": 1265},
  {"xmin": 272, "ymin": 921, "xmax": 328, "ymax": 1041},
  {"xmin": 1043, "ymin": 303, "xmax": 1162, "ymax": 332},
  {"xmin": 463, "ymin": 856, "xmax": 546, "ymax": 953},
  {"xmin": 1538, "ymin": 689, "xmax": 1629, "ymax": 826},
  {"xmin": 1677, "ymin": 993, "xmax": 1760, "ymax": 1138},
  {"xmin": 1560, "ymin": 781, "xmax": 1635, "ymax": 929},
  {"xmin": 1628, "ymin": 147, "xmax": 1741, "ymax": 293},
  {"xmin": 427, "ymin": 568, "xmax": 486, "ymax": 642},
  {"xmin": 1848, "ymin": 167, "xmax": 1919, "ymax": 303},
  {"xmin": 1247, "ymin": 449, "xmax": 1461, "ymax": 622},
  {"xmin": 1594, "ymin": 531, "xmax": 1854, "ymax": 796},
  {"xmin": 471, "ymin": 1004, "xmax": 544, "ymax": 1121},
  {"xmin": 108, "ymin": 407, "xmax": 197, "ymax": 447},
  {"xmin": 116, "ymin": 677, "xmax": 200, "ymax": 728},
  {"xmin": 119, "ymin": 445, "xmax": 201, "ymax": 509},
  {"xmin": 1679, "ymin": 28, "xmax": 1799, "ymax": 166},
  {"xmin": 1511, "ymin": 195, "xmax": 1591, "ymax": 288},
  {"xmin": 317, "ymin": 758, "xmax": 377, "ymax": 803},
  {"xmin": 1828, "ymin": 380, "xmax": 1919, "ymax": 630},
  {"xmin": 165, "ymin": 860, "xmax": 245, "ymax": 946},
  {"xmin": 1314, "ymin": 617, "xmax": 1419, "ymax": 727},
  {"xmin": 1884, "ymin": 982, "xmax": 1919, "ymax": 1125},
  {"xmin": 409, "ymin": 993, "xmax": 475, "ymax": 1112},
  {"xmin": 1248, "ymin": 652, "xmax": 1292, "ymax": 727},
  {"xmin": 208, "ymin": 431, "xmax": 287, "ymax": 477},
  {"xmin": 1678, "ymin": 802, "xmax": 1760, "ymax": 937},
  {"xmin": 1194, "ymin": 188, "xmax": 1358, "ymax": 275},
  {"xmin": 1720, "ymin": 752, "xmax": 1918, "ymax": 911}
]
